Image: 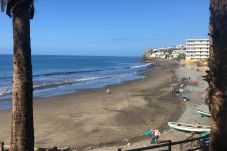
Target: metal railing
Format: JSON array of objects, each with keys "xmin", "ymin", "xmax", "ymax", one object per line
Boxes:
[
  {"xmin": 0, "ymin": 134, "xmax": 209, "ymax": 151},
  {"xmin": 118, "ymin": 134, "xmax": 209, "ymax": 151}
]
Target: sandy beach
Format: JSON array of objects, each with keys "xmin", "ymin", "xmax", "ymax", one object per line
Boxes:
[
  {"xmin": 97, "ymin": 62, "xmax": 210, "ymax": 151},
  {"xmin": 0, "ymin": 61, "xmax": 185, "ymax": 149}
]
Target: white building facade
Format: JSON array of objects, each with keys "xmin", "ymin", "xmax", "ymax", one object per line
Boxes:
[
  {"xmin": 150, "ymin": 52, "xmax": 166, "ymax": 58},
  {"xmin": 186, "ymin": 39, "xmax": 210, "ymax": 60}
]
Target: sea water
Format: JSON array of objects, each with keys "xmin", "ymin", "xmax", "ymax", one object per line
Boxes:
[{"xmin": 0, "ymin": 55, "xmax": 153, "ymax": 110}]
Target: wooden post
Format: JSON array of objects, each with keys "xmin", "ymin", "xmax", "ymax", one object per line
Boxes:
[
  {"xmin": 190, "ymin": 132, "xmax": 195, "ymax": 148},
  {"xmin": 0, "ymin": 142, "xmax": 4, "ymax": 151},
  {"xmin": 180, "ymin": 143, "xmax": 184, "ymax": 151},
  {"xmin": 167, "ymin": 140, "xmax": 172, "ymax": 151},
  {"xmin": 52, "ymin": 147, "xmax": 57, "ymax": 151}
]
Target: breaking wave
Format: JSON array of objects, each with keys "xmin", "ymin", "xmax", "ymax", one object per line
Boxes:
[{"xmin": 129, "ymin": 63, "xmax": 153, "ymax": 69}]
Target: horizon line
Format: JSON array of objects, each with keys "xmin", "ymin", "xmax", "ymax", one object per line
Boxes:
[{"xmin": 0, "ymin": 53, "xmax": 141, "ymax": 57}]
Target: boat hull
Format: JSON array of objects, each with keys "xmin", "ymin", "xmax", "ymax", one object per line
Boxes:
[
  {"xmin": 168, "ymin": 122, "xmax": 210, "ymax": 133},
  {"xmin": 197, "ymin": 110, "xmax": 211, "ymax": 118}
]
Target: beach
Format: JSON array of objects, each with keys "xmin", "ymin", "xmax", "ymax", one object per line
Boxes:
[
  {"xmin": 0, "ymin": 61, "xmax": 185, "ymax": 149},
  {"xmin": 98, "ymin": 62, "xmax": 210, "ymax": 151}
]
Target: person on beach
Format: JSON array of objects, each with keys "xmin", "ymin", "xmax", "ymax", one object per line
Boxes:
[
  {"xmin": 151, "ymin": 129, "xmax": 160, "ymax": 144},
  {"xmin": 106, "ymin": 88, "xmax": 110, "ymax": 94},
  {"xmin": 169, "ymin": 86, "xmax": 173, "ymax": 92}
]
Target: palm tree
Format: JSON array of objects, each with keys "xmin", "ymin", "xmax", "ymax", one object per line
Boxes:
[
  {"xmin": 207, "ymin": 0, "xmax": 227, "ymax": 150},
  {"xmin": 1, "ymin": 0, "xmax": 34, "ymax": 150}
]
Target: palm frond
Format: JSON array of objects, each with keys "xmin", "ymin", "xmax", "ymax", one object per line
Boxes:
[
  {"xmin": 29, "ymin": 0, "xmax": 34, "ymax": 19},
  {"xmin": 1, "ymin": 0, "xmax": 8, "ymax": 12},
  {"xmin": 2, "ymin": 0, "xmax": 34, "ymax": 18}
]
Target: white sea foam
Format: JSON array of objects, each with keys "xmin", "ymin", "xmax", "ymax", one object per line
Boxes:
[
  {"xmin": 33, "ymin": 76, "xmax": 111, "ymax": 90},
  {"xmin": 129, "ymin": 63, "xmax": 152, "ymax": 69}
]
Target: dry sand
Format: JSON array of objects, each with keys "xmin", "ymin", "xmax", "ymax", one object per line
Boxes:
[
  {"xmin": 92, "ymin": 63, "xmax": 211, "ymax": 151},
  {"xmin": 0, "ymin": 61, "xmax": 184, "ymax": 150}
]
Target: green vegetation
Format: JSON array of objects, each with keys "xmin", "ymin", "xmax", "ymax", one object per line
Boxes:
[{"xmin": 176, "ymin": 53, "xmax": 186, "ymax": 60}]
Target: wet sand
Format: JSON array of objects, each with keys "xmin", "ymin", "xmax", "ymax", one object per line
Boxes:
[{"xmin": 0, "ymin": 61, "xmax": 184, "ymax": 149}]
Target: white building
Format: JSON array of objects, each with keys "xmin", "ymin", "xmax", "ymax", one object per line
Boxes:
[
  {"xmin": 171, "ymin": 49, "xmax": 185, "ymax": 58},
  {"xmin": 176, "ymin": 44, "xmax": 186, "ymax": 49},
  {"xmin": 150, "ymin": 52, "xmax": 166, "ymax": 58},
  {"xmin": 186, "ymin": 39, "xmax": 210, "ymax": 60}
]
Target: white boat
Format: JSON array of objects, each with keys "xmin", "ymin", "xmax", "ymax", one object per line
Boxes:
[
  {"xmin": 168, "ymin": 122, "xmax": 210, "ymax": 133},
  {"xmin": 197, "ymin": 110, "xmax": 211, "ymax": 118}
]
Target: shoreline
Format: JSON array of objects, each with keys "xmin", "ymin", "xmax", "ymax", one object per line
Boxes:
[
  {"xmin": 0, "ymin": 64, "xmax": 153, "ymax": 111},
  {"xmin": 0, "ymin": 61, "xmax": 184, "ymax": 149},
  {"xmin": 0, "ymin": 56, "xmax": 150, "ymax": 103},
  {"xmin": 0, "ymin": 62, "xmax": 154, "ymax": 112}
]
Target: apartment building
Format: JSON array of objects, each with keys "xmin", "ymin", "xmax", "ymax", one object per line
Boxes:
[{"xmin": 186, "ymin": 39, "xmax": 209, "ymax": 60}]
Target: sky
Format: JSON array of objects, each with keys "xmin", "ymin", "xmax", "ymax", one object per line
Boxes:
[{"xmin": 0, "ymin": 0, "xmax": 210, "ymax": 56}]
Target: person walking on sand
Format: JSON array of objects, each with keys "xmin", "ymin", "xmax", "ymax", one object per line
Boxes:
[
  {"xmin": 106, "ymin": 88, "xmax": 110, "ymax": 94},
  {"xmin": 169, "ymin": 86, "xmax": 173, "ymax": 92},
  {"xmin": 151, "ymin": 129, "xmax": 160, "ymax": 144}
]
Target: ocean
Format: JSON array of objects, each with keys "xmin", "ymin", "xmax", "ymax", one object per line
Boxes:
[{"xmin": 0, "ymin": 55, "xmax": 153, "ymax": 110}]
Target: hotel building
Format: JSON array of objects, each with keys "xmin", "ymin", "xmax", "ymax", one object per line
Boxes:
[{"xmin": 186, "ymin": 39, "xmax": 210, "ymax": 60}]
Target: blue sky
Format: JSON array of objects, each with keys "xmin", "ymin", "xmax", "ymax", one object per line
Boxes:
[{"xmin": 0, "ymin": 0, "xmax": 209, "ymax": 56}]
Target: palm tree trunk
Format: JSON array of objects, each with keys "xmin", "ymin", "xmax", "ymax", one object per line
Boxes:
[
  {"xmin": 208, "ymin": 0, "xmax": 227, "ymax": 150},
  {"xmin": 10, "ymin": 3, "xmax": 34, "ymax": 151}
]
